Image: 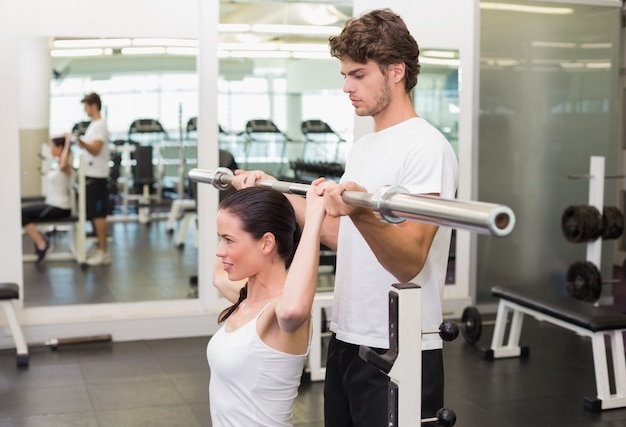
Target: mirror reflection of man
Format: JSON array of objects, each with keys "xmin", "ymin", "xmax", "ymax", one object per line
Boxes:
[{"xmin": 73, "ymin": 92, "xmax": 111, "ymax": 266}]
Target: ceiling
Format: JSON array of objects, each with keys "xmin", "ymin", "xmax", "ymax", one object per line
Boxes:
[{"xmin": 218, "ymin": 2, "xmax": 352, "ymax": 48}]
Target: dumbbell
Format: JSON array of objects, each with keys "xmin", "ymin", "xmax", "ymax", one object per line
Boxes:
[
  {"xmin": 423, "ymin": 320, "xmax": 459, "ymax": 342},
  {"xmin": 422, "ymin": 408, "xmax": 457, "ymax": 426}
]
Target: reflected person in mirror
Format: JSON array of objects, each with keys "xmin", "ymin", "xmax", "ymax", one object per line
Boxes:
[
  {"xmin": 71, "ymin": 92, "xmax": 111, "ymax": 266},
  {"xmin": 21, "ymin": 135, "xmax": 72, "ymax": 264}
]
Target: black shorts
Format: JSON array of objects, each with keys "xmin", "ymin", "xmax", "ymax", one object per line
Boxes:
[
  {"xmin": 21, "ymin": 204, "xmax": 72, "ymax": 227},
  {"xmin": 323, "ymin": 334, "xmax": 444, "ymax": 427},
  {"xmin": 85, "ymin": 177, "xmax": 109, "ymax": 219}
]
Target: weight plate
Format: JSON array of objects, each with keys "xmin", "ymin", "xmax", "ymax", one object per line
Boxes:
[
  {"xmin": 565, "ymin": 261, "xmax": 602, "ymax": 303},
  {"xmin": 602, "ymin": 206, "xmax": 624, "ymax": 240},
  {"xmin": 461, "ymin": 306, "xmax": 482, "ymax": 345},
  {"xmin": 561, "ymin": 205, "xmax": 603, "ymax": 243}
]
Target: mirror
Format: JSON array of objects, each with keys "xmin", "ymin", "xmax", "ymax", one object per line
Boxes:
[{"xmin": 20, "ymin": 36, "xmax": 201, "ymax": 307}]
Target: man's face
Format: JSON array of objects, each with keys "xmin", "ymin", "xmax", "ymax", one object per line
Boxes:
[
  {"xmin": 340, "ymin": 58, "xmax": 392, "ymax": 118},
  {"xmin": 83, "ymin": 102, "xmax": 95, "ymax": 118}
]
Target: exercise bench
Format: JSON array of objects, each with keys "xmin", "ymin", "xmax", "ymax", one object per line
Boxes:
[
  {"xmin": 0, "ymin": 283, "xmax": 28, "ymax": 367},
  {"xmin": 484, "ymin": 285, "xmax": 626, "ymax": 412}
]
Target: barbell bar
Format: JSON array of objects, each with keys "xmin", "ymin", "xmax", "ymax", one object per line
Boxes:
[{"xmin": 189, "ymin": 167, "xmax": 516, "ymax": 237}]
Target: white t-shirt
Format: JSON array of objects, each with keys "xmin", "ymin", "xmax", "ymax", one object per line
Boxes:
[
  {"xmin": 206, "ymin": 304, "xmax": 308, "ymax": 427},
  {"xmin": 82, "ymin": 118, "xmax": 110, "ymax": 178},
  {"xmin": 45, "ymin": 168, "xmax": 72, "ymax": 210},
  {"xmin": 331, "ymin": 117, "xmax": 459, "ymax": 351}
]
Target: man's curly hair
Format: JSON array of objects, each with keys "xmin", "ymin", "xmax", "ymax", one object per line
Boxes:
[{"xmin": 329, "ymin": 8, "xmax": 421, "ymax": 93}]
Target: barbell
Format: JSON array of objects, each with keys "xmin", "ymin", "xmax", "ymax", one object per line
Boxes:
[{"xmin": 188, "ymin": 167, "xmax": 517, "ymax": 237}]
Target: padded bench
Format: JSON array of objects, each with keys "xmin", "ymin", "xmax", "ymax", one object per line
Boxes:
[
  {"xmin": 0, "ymin": 283, "xmax": 28, "ymax": 367},
  {"xmin": 30, "ymin": 215, "xmax": 79, "ymax": 225},
  {"xmin": 485, "ymin": 285, "xmax": 626, "ymax": 412}
]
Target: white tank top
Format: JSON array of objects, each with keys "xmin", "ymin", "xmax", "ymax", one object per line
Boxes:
[
  {"xmin": 45, "ymin": 168, "xmax": 72, "ymax": 210},
  {"xmin": 206, "ymin": 304, "xmax": 309, "ymax": 427}
]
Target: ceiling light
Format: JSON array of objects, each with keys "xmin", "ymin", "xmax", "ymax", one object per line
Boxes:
[
  {"xmin": 422, "ymin": 50, "xmax": 458, "ymax": 59},
  {"xmin": 420, "ymin": 57, "xmax": 461, "ymax": 67},
  {"xmin": 52, "ymin": 38, "xmax": 131, "ymax": 48},
  {"xmin": 532, "ymin": 41, "xmax": 577, "ymax": 48},
  {"xmin": 132, "ymin": 38, "xmax": 198, "ymax": 47},
  {"xmin": 532, "ymin": 58, "xmax": 563, "ymax": 65},
  {"xmin": 580, "ymin": 43, "xmax": 612, "ymax": 49},
  {"xmin": 480, "ymin": 2, "xmax": 573, "ymax": 14},
  {"xmin": 495, "ymin": 59, "xmax": 520, "ymax": 66},
  {"xmin": 121, "ymin": 47, "xmax": 166, "ymax": 55},
  {"xmin": 560, "ymin": 62, "xmax": 584, "ymax": 69},
  {"xmin": 50, "ymin": 48, "xmax": 104, "ymax": 57},
  {"xmin": 585, "ymin": 62, "xmax": 611, "ymax": 69}
]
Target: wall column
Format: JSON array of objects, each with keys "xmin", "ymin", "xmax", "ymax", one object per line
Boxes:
[{"xmin": 19, "ymin": 36, "xmax": 51, "ymax": 197}]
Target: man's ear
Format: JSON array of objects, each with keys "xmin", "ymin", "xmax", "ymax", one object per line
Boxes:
[{"xmin": 389, "ymin": 62, "xmax": 406, "ymax": 83}]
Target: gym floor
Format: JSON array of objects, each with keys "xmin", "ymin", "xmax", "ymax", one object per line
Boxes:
[
  {"xmin": 13, "ymin": 212, "xmax": 626, "ymax": 426},
  {"xmin": 2, "ymin": 318, "xmax": 626, "ymax": 426}
]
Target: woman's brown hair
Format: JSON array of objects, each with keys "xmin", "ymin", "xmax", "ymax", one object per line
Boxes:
[{"xmin": 216, "ymin": 186, "xmax": 301, "ymax": 323}]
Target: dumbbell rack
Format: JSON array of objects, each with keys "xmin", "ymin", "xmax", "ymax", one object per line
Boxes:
[{"xmin": 568, "ymin": 156, "xmax": 614, "ymax": 306}]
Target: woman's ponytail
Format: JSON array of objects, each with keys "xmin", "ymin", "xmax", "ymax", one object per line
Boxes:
[{"xmin": 217, "ymin": 283, "xmax": 248, "ymax": 323}]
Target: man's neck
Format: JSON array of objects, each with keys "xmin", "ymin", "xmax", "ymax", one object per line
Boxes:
[{"xmin": 373, "ymin": 98, "xmax": 418, "ymax": 132}]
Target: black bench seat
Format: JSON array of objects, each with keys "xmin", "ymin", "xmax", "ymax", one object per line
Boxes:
[
  {"xmin": 491, "ymin": 285, "xmax": 626, "ymax": 332},
  {"xmin": 30, "ymin": 216, "xmax": 79, "ymax": 224},
  {"xmin": 487, "ymin": 284, "xmax": 626, "ymax": 413},
  {"xmin": 0, "ymin": 282, "xmax": 19, "ymax": 300}
]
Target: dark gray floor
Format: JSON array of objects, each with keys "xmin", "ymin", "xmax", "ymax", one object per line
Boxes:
[{"xmin": 2, "ymin": 318, "xmax": 626, "ymax": 426}]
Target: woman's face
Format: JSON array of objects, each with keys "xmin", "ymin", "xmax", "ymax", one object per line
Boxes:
[{"xmin": 215, "ymin": 209, "xmax": 265, "ymax": 282}]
